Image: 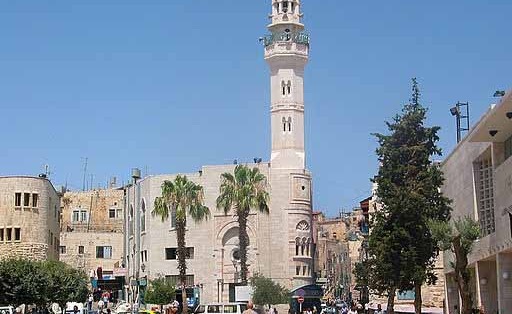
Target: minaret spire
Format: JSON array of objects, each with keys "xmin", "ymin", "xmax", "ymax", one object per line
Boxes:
[{"xmin": 264, "ymin": 0, "xmax": 309, "ymax": 169}]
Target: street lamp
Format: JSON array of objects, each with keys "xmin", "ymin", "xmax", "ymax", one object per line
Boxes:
[
  {"xmin": 131, "ymin": 168, "xmax": 141, "ymax": 312},
  {"xmin": 449, "ymin": 102, "xmax": 469, "ymax": 143}
]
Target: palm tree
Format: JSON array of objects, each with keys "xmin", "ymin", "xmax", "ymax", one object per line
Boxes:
[
  {"xmin": 152, "ymin": 175, "xmax": 210, "ymax": 314},
  {"xmin": 216, "ymin": 164, "xmax": 269, "ymax": 284}
]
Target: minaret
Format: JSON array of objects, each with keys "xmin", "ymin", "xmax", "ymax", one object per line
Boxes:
[
  {"xmin": 264, "ymin": 0, "xmax": 309, "ymax": 169},
  {"xmin": 262, "ymin": 0, "xmax": 313, "ymax": 290}
]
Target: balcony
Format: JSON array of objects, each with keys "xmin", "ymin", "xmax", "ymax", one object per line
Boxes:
[{"xmin": 262, "ymin": 31, "xmax": 309, "ymax": 47}]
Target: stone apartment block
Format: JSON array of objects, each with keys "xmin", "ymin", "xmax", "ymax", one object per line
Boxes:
[
  {"xmin": 59, "ymin": 188, "xmax": 124, "ymax": 283},
  {"xmin": 0, "ymin": 175, "xmax": 61, "ymax": 261},
  {"xmin": 442, "ymin": 90, "xmax": 512, "ymax": 314}
]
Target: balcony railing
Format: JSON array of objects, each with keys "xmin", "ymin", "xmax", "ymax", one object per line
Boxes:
[{"xmin": 262, "ymin": 31, "xmax": 310, "ymax": 47}]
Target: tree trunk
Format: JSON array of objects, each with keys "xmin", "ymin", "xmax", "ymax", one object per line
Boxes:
[
  {"xmin": 453, "ymin": 236, "xmax": 472, "ymax": 314},
  {"xmin": 387, "ymin": 286, "xmax": 396, "ymax": 314},
  {"xmin": 238, "ymin": 210, "xmax": 249, "ymax": 284},
  {"xmin": 177, "ymin": 218, "xmax": 188, "ymax": 314},
  {"xmin": 414, "ymin": 281, "xmax": 422, "ymax": 314}
]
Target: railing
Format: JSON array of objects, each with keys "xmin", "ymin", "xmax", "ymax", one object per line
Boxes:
[{"xmin": 262, "ymin": 31, "xmax": 310, "ymax": 47}]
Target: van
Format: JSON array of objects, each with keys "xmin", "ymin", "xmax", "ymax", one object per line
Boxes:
[{"xmin": 194, "ymin": 303, "xmax": 247, "ymax": 314}]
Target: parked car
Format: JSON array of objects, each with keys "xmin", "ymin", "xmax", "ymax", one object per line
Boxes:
[{"xmin": 194, "ymin": 303, "xmax": 247, "ymax": 314}]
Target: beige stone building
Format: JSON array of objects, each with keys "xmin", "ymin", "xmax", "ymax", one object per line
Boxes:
[
  {"xmin": 441, "ymin": 89, "xmax": 512, "ymax": 314},
  {"xmin": 124, "ymin": 0, "xmax": 317, "ymax": 306},
  {"xmin": 0, "ymin": 175, "xmax": 61, "ymax": 261},
  {"xmin": 59, "ymin": 188, "xmax": 125, "ymax": 294},
  {"xmin": 312, "ymin": 212, "xmax": 351, "ymax": 301}
]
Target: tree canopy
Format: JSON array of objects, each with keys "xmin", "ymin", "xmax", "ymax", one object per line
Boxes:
[
  {"xmin": 249, "ymin": 274, "xmax": 290, "ymax": 307},
  {"xmin": 144, "ymin": 277, "xmax": 176, "ymax": 306},
  {"xmin": 0, "ymin": 258, "xmax": 88, "ymax": 307}
]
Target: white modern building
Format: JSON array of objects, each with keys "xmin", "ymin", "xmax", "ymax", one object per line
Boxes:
[
  {"xmin": 124, "ymin": 0, "xmax": 316, "ymax": 304},
  {"xmin": 442, "ymin": 90, "xmax": 512, "ymax": 313}
]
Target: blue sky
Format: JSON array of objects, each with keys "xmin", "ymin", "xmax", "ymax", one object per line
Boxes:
[{"xmin": 1, "ymin": 1, "xmax": 511, "ymax": 217}]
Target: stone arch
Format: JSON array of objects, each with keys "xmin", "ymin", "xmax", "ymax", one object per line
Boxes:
[{"xmin": 216, "ymin": 220, "xmax": 257, "ymax": 247}]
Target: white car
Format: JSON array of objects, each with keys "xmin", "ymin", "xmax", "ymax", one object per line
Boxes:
[{"xmin": 194, "ymin": 303, "xmax": 248, "ymax": 314}]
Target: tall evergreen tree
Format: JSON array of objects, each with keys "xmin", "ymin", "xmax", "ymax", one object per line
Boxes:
[
  {"xmin": 153, "ymin": 175, "xmax": 210, "ymax": 314},
  {"xmin": 369, "ymin": 79, "xmax": 451, "ymax": 314}
]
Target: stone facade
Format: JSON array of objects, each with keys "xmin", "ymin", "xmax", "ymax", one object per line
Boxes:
[
  {"xmin": 0, "ymin": 176, "xmax": 61, "ymax": 261},
  {"xmin": 441, "ymin": 90, "xmax": 512, "ymax": 314},
  {"xmin": 312, "ymin": 212, "xmax": 351, "ymax": 301},
  {"xmin": 59, "ymin": 188, "xmax": 124, "ymax": 276},
  {"xmin": 124, "ymin": 0, "xmax": 314, "ymax": 304}
]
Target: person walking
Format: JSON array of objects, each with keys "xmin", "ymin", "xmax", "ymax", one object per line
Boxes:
[
  {"xmin": 374, "ymin": 304, "xmax": 384, "ymax": 314},
  {"xmin": 242, "ymin": 302, "xmax": 258, "ymax": 314}
]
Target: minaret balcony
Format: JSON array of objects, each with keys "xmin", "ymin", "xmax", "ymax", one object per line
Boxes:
[{"xmin": 262, "ymin": 31, "xmax": 309, "ymax": 47}]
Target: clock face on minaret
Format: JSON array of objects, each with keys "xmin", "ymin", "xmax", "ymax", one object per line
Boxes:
[{"xmin": 263, "ymin": 0, "xmax": 309, "ymax": 170}]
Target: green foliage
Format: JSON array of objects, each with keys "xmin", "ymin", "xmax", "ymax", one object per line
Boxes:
[
  {"xmin": 430, "ymin": 216, "xmax": 480, "ymax": 260},
  {"xmin": 217, "ymin": 165, "xmax": 269, "ymax": 284},
  {"xmin": 0, "ymin": 258, "xmax": 88, "ymax": 307},
  {"xmin": 144, "ymin": 277, "xmax": 176, "ymax": 305},
  {"xmin": 41, "ymin": 260, "xmax": 89, "ymax": 307},
  {"xmin": 250, "ymin": 274, "xmax": 290, "ymax": 306},
  {"xmin": 430, "ymin": 216, "xmax": 479, "ymax": 314},
  {"xmin": 368, "ymin": 79, "xmax": 451, "ymax": 313}
]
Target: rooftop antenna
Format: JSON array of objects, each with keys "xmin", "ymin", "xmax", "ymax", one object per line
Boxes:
[{"xmin": 82, "ymin": 157, "xmax": 88, "ymax": 191}]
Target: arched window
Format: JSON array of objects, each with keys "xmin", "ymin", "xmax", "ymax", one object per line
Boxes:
[
  {"xmin": 306, "ymin": 240, "xmax": 310, "ymax": 256},
  {"xmin": 287, "ymin": 81, "xmax": 292, "ymax": 95},
  {"xmin": 282, "ymin": 117, "xmax": 287, "ymax": 132},
  {"xmin": 282, "ymin": 1, "xmax": 289, "ymax": 13},
  {"xmin": 295, "ymin": 238, "xmax": 300, "ymax": 256},
  {"xmin": 281, "ymin": 81, "xmax": 286, "ymax": 96},
  {"xmin": 141, "ymin": 199, "xmax": 146, "ymax": 232},
  {"xmin": 296, "ymin": 265, "xmax": 300, "ymax": 276},
  {"xmin": 287, "ymin": 117, "xmax": 292, "ymax": 132},
  {"xmin": 301, "ymin": 239, "xmax": 305, "ymax": 255}
]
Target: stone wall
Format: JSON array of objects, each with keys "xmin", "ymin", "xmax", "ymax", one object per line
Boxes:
[
  {"xmin": 61, "ymin": 188, "xmax": 124, "ymax": 233},
  {"xmin": 0, "ymin": 242, "xmax": 48, "ymax": 261},
  {"xmin": 60, "ymin": 188, "xmax": 125, "ymax": 274}
]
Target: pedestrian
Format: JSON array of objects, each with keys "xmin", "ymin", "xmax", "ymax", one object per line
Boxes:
[
  {"xmin": 242, "ymin": 302, "xmax": 258, "ymax": 314},
  {"xmin": 88, "ymin": 294, "xmax": 94, "ymax": 311},
  {"xmin": 374, "ymin": 304, "xmax": 383, "ymax": 314},
  {"xmin": 169, "ymin": 301, "xmax": 180, "ymax": 314},
  {"xmin": 274, "ymin": 308, "xmax": 278, "ymax": 314},
  {"xmin": 98, "ymin": 299, "xmax": 104, "ymax": 312},
  {"xmin": 347, "ymin": 307, "xmax": 357, "ymax": 314}
]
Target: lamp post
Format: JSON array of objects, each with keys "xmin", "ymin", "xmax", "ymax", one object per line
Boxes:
[
  {"xmin": 449, "ymin": 102, "xmax": 469, "ymax": 143},
  {"xmin": 131, "ymin": 168, "xmax": 141, "ymax": 314}
]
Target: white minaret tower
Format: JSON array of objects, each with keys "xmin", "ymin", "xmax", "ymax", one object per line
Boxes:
[
  {"xmin": 262, "ymin": 0, "xmax": 313, "ymax": 290},
  {"xmin": 264, "ymin": 0, "xmax": 309, "ymax": 169}
]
